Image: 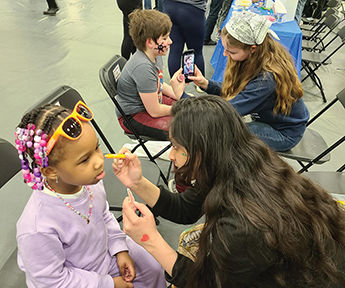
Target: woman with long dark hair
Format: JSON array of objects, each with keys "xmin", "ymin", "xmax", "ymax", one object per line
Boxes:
[{"xmin": 113, "ymin": 96, "xmax": 345, "ymax": 288}]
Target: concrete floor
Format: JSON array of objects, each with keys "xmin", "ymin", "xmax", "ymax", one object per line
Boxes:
[{"xmin": 0, "ymin": 0, "xmax": 344, "ymax": 286}]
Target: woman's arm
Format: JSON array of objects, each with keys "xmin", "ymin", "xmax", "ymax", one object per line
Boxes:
[
  {"xmin": 113, "ymin": 148, "xmax": 204, "ymax": 224},
  {"xmin": 122, "ymin": 199, "xmax": 178, "ymax": 276},
  {"xmin": 139, "ymin": 91, "xmax": 172, "ymax": 117}
]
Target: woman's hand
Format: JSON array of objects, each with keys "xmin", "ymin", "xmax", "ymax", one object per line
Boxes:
[
  {"xmin": 188, "ymin": 65, "xmax": 209, "ymax": 90},
  {"xmin": 170, "ymin": 68, "xmax": 186, "ymax": 99},
  {"xmin": 122, "ymin": 197, "xmax": 160, "ymax": 249},
  {"xmin": 116, "ymin": 251, "xmax": 136, "ymax": 282},
  {"xmin": 112, "ymin": 147, "xmax": 143, "ymax": 189}
]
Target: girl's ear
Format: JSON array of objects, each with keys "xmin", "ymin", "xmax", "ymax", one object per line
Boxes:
[
  {"xmin": 41, "ymin": 166, "xmax": 58, "ymax": 181},
  {"xmin": 250, "ymin": 45, "xmax": 257, "ymax": 54}
]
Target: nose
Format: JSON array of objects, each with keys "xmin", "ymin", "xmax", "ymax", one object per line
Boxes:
[{"xmin": 168, "ymin": 36, "xmax": 172, "ymax": 45}]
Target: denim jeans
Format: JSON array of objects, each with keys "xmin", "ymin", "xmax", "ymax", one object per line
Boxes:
[
  {"xmin": 247, "ymin": 121, "xmax": 303, "ymax": 152},
  {"xmin": 294, "ymin": 0, "xmax": 308, "ymax": 24},
  {"xmin": 144, "ymin": 0, "xmax": 152, "ymax": 9}
]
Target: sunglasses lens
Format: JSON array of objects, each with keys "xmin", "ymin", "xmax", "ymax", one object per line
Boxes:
[
  {"xmin": 76, "ymin": 104, "xmax": 92, "ymax": 119},
  {"xmin": 62, "ymin": 118, "xmax": 82, "ymax": 138}
]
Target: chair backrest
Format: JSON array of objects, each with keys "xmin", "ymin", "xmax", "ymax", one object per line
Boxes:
[
  {"xmin": 0, "ymin": 138, "xmax": 21, "ymax": 189},
  {"xmin": 99, "ymin": 55, "xmax": 148, "ymax": 140},
  {"xmin": 328, "ymin": 0, "xmax": 341, "ymax": 8},
  {"xmin": 308, "ymin": 13, "xmax": 341, "ymax": 41},
  {"xmin": 99, "ymin": 54, "xmax": 127, "ymax": 99},
  {"xmin": 338, "ymin": 25, "xmax": 345, "ymax": 43},
  {"xmin": 279, "ymin": 87, "xmax": 345, "ymax": 172},
  {"xmin": 27, "ymin": 85, "xmax": 115, "ymax": 154},
  {"xmin": 323, "ymin": 13, "xmax": 341, "ymax": 30}
]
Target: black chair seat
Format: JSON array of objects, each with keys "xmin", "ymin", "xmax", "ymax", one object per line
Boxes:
[
  {"xmin": 278, "ymin": 128, "xmax": 329, "ymax": 164},
  {"xmin": 304, "ymin": 171, "xmax": 345, "ymax": 195}
]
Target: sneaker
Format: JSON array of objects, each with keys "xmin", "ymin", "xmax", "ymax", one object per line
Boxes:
[
  {"xmin": 43, "ymin": 7, "xmax": 59, "ymax": 16},
  {"xmin": 168, "ymin": 179, "xmax": 178, "ymax": 193},
  {"xmin": 204, "ymin": 39, "xmax": 217, "ymax": 45}
]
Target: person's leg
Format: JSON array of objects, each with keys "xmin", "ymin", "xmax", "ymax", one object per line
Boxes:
[
  {"xmin": 164, "ymin": 0, "xmax": 186, "ymax": 77},
  {"xmin": 295, "ymin": 0, "xmax": 308, "ymax": 24},
  {"xmin": 181, "ymin": 5, "xmax": 205, "ymax": 75},
  {"xmin": 166, "ymin": 0, "xmax": 205, "ymax": 75},
  {"xmin": 119, "ymin": 95, "xmax": 175, "ymax": 140},
  {"xmin": 247, "ymin": 121, "xmax": 303, "ymax": 152},
  {"xmin": 155, "ymin": 0, "xmax": 163, "ymax": 11},
  {"xmin": 313, "ymin": 0, "xmax": 327, "ymax": 19},
  {"xmin": 125, "ymin": 237, "xmax": 166, "ymax": 288},
  {"xmin": 116, "ymin": 0, "xmax": 142, "ymax": 60},
  {"xmin": 204, "ymin": 0, "xmax": 224, "ymax": 43},
  {"xmin": 144, "ymin": 0, "xmax": 152, "ymax": 9},
  {"xmin": 46, "ymin": 0, "xmax": 58, "ymax": 9},
  {"xmin": 44, "ymin": 0, "xmax": 59, "ymax": 15}
]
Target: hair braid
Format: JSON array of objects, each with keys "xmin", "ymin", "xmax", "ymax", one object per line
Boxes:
[{"xmin": 41, "ymin": 107, "xmax": 68, "ymax": 134}]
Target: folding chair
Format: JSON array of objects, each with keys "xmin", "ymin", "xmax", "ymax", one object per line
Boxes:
[
  {"xmin": 99, "ymin": 54, "xmax": 172, "ymax": 185},
  {"xmin": 302, "ymin": 13, "xmax": 342, "ymax": 52},
  {"xmin": 302, "ymin": 0, "xmax": 341, "ymax": 25},
  {"xmin": 303, "ymin": 163, "xmax": 345, "ymax": 195},
  {"xmin": 0, "ymin": 138, "xmax": 27, "ymax": 287},
  {"xmin": 301, "ymin": 25, "xmax": 345, "ymax": 102},
  {"xmin": 302, "ymin": 13, "xmax": 341, "ymax": 44},
  {"xmin": 301, "ymin": 7, "xmax": 338, "ymax": 32},
  {"xmin": 278, "ymin": 87, "xmax": 345, "ymax": 173}
]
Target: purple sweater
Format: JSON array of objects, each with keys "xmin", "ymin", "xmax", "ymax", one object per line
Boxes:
[{"xmin": 16, "ymin": 181, "xmax": 165, "ymax": 288}]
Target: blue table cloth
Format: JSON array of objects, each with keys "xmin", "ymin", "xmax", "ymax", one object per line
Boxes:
[{"xmin": 210, "ymin": 4, "xmax": 302, "ymax": 82}]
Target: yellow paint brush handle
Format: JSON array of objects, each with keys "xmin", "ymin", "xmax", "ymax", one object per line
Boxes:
[{"xmin": 104, "ymin": 153, "xmax": 126, "ymax": 159}]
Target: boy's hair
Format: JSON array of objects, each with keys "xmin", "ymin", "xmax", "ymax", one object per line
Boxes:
[
  {"xmin": 129, "ymin": 9, "xmax": 172, "ymax": 51},
  {"xmin": 221, "ymin": 28, "xmax": 303, "ymax": 115},
  {"xmin": 17, "ymin": 104, "xmax": 71, "ymax": 165}
]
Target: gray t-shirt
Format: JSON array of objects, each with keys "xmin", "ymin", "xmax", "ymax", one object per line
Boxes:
[{"xmin": 116, "ymin": 50, "xmax": 164, "ymax": 116}]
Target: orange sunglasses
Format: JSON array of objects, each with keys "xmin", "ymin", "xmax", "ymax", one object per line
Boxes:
[{"xmin": 46, "ymin": 101, "xmax": 94, "ymax": 155}]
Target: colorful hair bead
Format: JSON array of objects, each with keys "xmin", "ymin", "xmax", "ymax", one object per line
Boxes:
[{"xmin": 14, "ymin": 124, "xmax": 49, "ymax": 191}]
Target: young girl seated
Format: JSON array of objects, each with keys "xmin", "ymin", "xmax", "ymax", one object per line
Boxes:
[
  {"xmin": 14, "ymin": 102, "xmax": 166, "ymax": 288},
  {"xmin": 171, "ymin": 11, "xmax": 309, "ymax": 152},
  {"xmin": 116, "ymin": 9, "xmax": 188, "ymax": 141}
]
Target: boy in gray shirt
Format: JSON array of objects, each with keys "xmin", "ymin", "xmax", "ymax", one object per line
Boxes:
[{"xmin": 117, "ymin": 9, "xmax": 186, "ymax": 140}]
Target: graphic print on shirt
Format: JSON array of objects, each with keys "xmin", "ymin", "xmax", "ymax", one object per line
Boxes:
[{"xmin": 157, "ymin": 70, "xmax": 163, "ymax": 104}]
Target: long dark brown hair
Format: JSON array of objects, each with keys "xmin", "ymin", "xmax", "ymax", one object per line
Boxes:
[
  {"xmin": 170, "ymin": 96, "xmax": 345, "ymax": 287},
  {"xmin": 221, "ymin": 29, "xmax": 303, "ymax": 115}
]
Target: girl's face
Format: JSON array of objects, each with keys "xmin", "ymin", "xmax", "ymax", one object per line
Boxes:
[
  {"xmin": 169, "ymin": 137, "xmax": 188, "ymax": 170},
  {"xmin": 52, "ymin": 122, "xmax": 105, "ymax": 192},
  {"xmin": 155, "ymin": 33, "xmax": 172, "ymax": 55},
  {"xmin": 221, "ymin": 36, "xmax": 251, "ymax": 62}
]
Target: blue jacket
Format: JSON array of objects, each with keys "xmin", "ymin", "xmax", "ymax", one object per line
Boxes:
[{"xmin": 206, "ymin": 72, "xmax": 309, "ymax": 138}]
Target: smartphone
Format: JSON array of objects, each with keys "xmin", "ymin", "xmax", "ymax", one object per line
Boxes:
[{"xmin": 181, "ymin": 49, "xmax": 195, "ymax": 83}]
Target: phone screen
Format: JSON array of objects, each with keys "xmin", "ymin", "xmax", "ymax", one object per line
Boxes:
[{"xmin": 183, "ymin": 53, "xmax": 195, "ymax": 77}]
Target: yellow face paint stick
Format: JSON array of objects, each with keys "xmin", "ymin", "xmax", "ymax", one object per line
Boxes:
[{"xmin": 104, "ymin": 153, "xmax": 126, "ymax": 159}]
